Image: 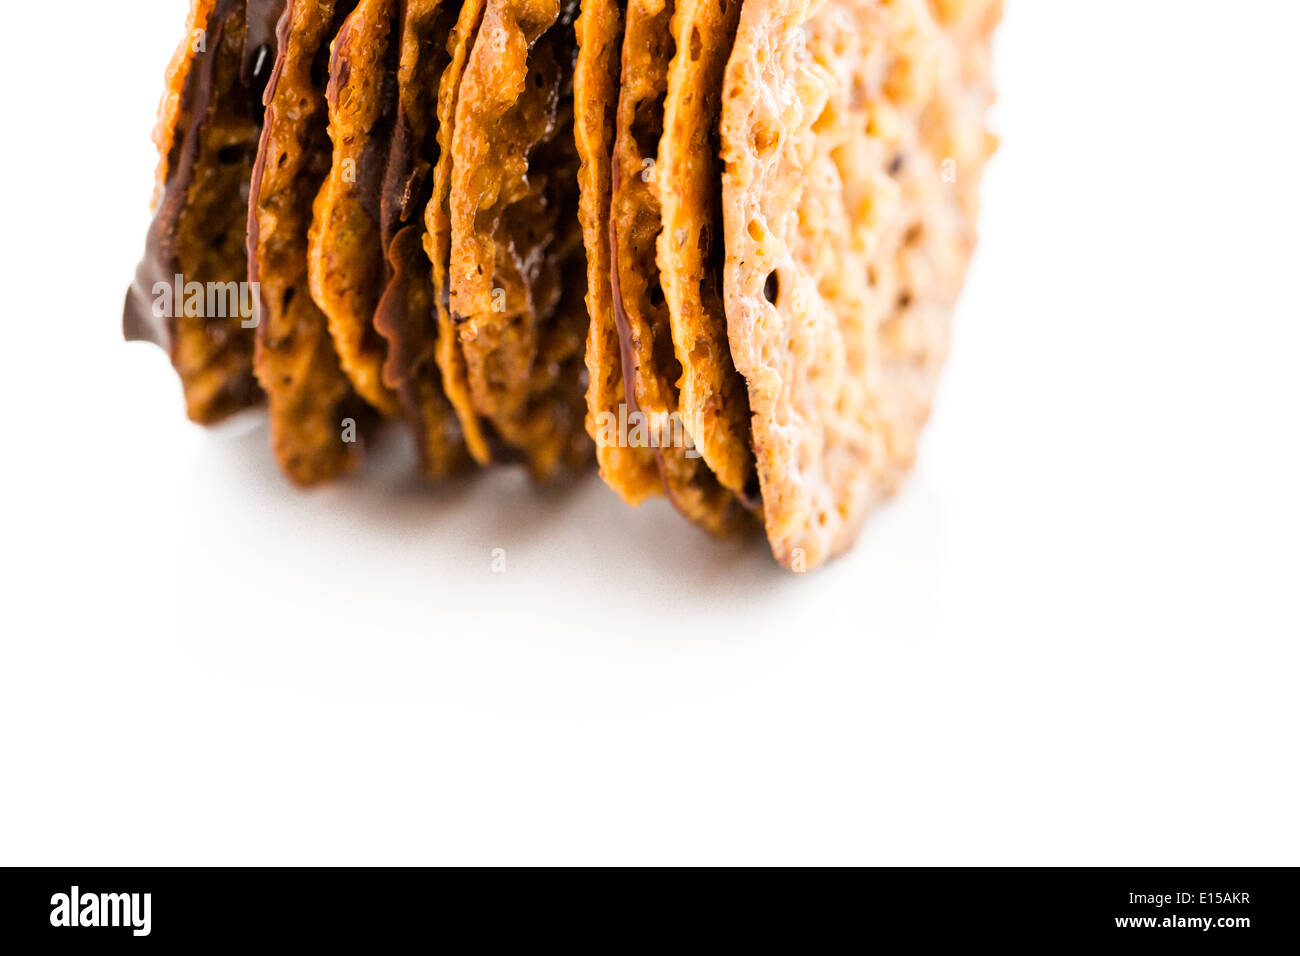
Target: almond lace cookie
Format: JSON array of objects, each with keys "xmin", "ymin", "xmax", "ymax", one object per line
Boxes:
[
  {"xmin": 422, "ymin": 0, "xmax": 496, "ymax": 467},
  {"xmin": 607, "ymin": 0, "xmax": 749, "ymax": 534},
  {"xmin": 308, "ymin": 0, "xmax": 404, "ymax": 419},
  {"xmin": 657, "ymin": 0, "xmax": 755, "ymax": 507},
  {"xmin": 373, "ymin": 0, "xmax": 474, "ymax": 478},
  {"xmin": 575, "ymin": 0, "xmax": 663, "ymax": 507},
  {"xmin": 721, "ymin": 0, "xmax": 998, "ymax": 569},
  {"xmin": 125, "ymin": 0, "xmax": 998, "ymax": 571},
  {"xmin": 249, "ymin": 0, "xmax": 372, "ymax": 486},
  {"xmin": 124, "ymin": 0, "xmax": 287, "ymax": 425},
  {"xmin": 449, "ymin": 0, "xmax": 592, "ymax": 480}
]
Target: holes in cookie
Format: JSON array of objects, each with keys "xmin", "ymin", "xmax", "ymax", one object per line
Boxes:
[
  {"xmin": 690, "ymin": 27, "xmax": 702, "ymax": 61},
  {"xmin": 282, "ymin": 285, "xmax": 296, "ymax": 311},
  {"xmin": 763, "ymin": 270, "xmax": 780, "ymax": 306},
  {"xmin": 897, "ymin": 290, "xmax": 913, "ymax": 311},
  {"xmin": 904, "ymin": 223, "xmax": 924, "ymax": 247},
  {"xmin": 888, "ymin": 152, "xmax": 906, "ymax": 176},
  {"xmin": 751, "ymin": 123, "xmax": 780, "ymax": 157},
  {"xmin": 649, "ymin": 282, "xmax": 664, "ymax": 310},
  {"xmin": 632, "ymin": 96, "xmax": 666, "ymax": 161},
  {"xmin": 746, "ymin": 219, "xmax": 765, "ymax": 242},
  {"xmin": 811, "ymin": 103, "xmax": 838, "ymax": 136}
]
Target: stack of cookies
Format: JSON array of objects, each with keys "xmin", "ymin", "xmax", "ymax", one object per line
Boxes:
[{"xmin": 125, "ymin": 0, "xmax": 1000, "ymax": 571}]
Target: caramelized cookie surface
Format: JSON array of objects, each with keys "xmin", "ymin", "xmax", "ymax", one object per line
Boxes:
[
  {"xmin": 420, "ymin": 0, "xmax": 496, "ymax": 468},
  {"xmin": 308, "ymin": 0, "xmax": 403, "ymax": 418},
  {"xmin": 250, "ymin": 0, "xmax": 368, "ymax": 486},
  {"xmin": 657, "ymin": 0, "xmax": 755, "ymax": 505},
  {"xmin": 575, "ymin": 0, "xmax": 662, "ymax": 506},
  {"xmin": 610, "ymin": 0, "xmax": 749, "ymax": 534},
  {"xmin": 448, "ymin": 0, "xmax": 592, "ymax": 480}
]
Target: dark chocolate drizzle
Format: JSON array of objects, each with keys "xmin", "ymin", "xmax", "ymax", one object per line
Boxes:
[{"xmin": 371, "ymin": 1, "xmax": 464, "ymax": 471}]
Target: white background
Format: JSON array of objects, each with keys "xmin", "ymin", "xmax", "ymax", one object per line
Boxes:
[{"xmin": 1, "ymin": 1, "xmax": 1296, "ymax": 865}]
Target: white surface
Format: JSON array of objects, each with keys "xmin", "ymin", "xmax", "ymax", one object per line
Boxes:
[{"xmin": 1, "ymin": 1, "xmax": 1297, "ymax": 865}]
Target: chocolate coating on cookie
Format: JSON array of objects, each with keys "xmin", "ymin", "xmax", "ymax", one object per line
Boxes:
[
  {"xmin": 371, "ymin": 0, "xmax": 475, "ymax": 479},
  {"xmin": 124, "ymin": 0, "xmax": 285, "ymax": 424}
]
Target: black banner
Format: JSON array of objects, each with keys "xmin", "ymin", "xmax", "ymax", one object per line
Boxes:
[{"xmin": 1, "ymin": 867, "xmax": 1294, "ymax": 947}]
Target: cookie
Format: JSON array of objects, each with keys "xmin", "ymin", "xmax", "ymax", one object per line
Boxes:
[
  {"xmin": 307, "ymin": 0, "xmax": 403, "ymax": 419},
  {"xmin": 420, "ymin": 0, "xmax": 496, "ymax": 466},
  {"xmin": 124, "ymin": 0, "xmax": 997, "ymax": 569},
  {"xmin": 575, "ymin": 0, "xmax": 662, "ymax": 506},
  {"xmin": 124, "ymin": 0, "xmax": 287, "ymax": 424},
  {"xmin": 372, "ymin": 0, "xmax": 477, "ymax": 478},
  {"xmin": 720, "ymin": 0, "xmax": 1000, "ymax": 569},
  {"xmin": 250, "ymin": 0, "xmax": 370, "ymax": 486},
  {"xmin": 656, "ymin": 0, "xmax": 756, "ymax": 506},
  {"xmin": 608, "ymin": 0, "xmax": 749, "ymax": 534},
  {"xmin": 448, "ymin": 0, "xmax": 592, "ymax": 480}
]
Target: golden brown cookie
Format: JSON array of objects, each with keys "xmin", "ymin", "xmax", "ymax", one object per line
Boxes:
[
  {"xmin": 307, "ymin": 0, "xmax": 403, "ymax": 419},
  {"xmin": 420, "ymin": 0, "xmax": 494, "ymax": 466},
  {"xmin": 609, "ymin": 0, "xmax": 749, "ymax": 534},
  {"xmin": 371, "ymin": 0, "xmax": 476, "ymax": 479},
  {"xmin": 575, "ymin": 0, "xmax": 662, "ymax": 506},
  {"xmin": 123, "ymin": 0, "xmax": 286, "ymax": 425},
  {"xmin": 447, "ymin": 0, "xmax": 592, "ymax": 480},
  {"xmin": 250, "ymin": 0, "xmax": 369, "ymax": 486},
  {"xmin": 657, "ymin": 0, "xmax": 756, "ymax": 505},
  {"xmin": 720, "ymin": 0, "xmax": 1000, "ymax": 569}
]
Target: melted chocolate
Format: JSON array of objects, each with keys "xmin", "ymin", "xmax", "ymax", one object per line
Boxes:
[
  {"xmin": 124, "ymin": 0, "xmax": 287, "ymax": 350},
  {"xmin": 371, "ymin": 3, "xmax": 454, "ymax": 470}
]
